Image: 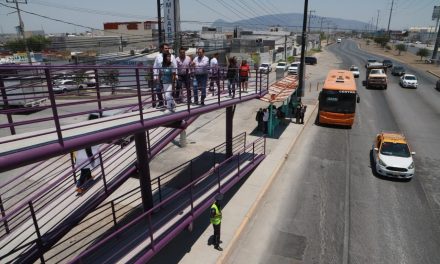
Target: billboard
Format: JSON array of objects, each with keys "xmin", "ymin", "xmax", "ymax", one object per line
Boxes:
[
  {"xmin": 433, "ymin": 6, "xmax": 440, "ymax": 20},
  {"xmin": 164, "ymin": 0, "xmax": 175, "ymax": 44}
]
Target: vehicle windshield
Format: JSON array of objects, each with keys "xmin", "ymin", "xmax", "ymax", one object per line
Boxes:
[
  {"xmin": 370, "ymin": 69, "xmax": 384, "ymax": 74},
  {"xmin": 368, "ymin": 59, "xmax": 376, "ymax": 63},
  {"xmin": 394, "ymin": 67, "xmax": 404, "ymax": 71},
  {"xmin": 404, "ymin": 76, "xmax": 416, "ymax": 80},
  {"xmin": 291, "ymin": 63, "xmax": 299, "ymax": 67},
  {"xmin": 350, "ymin": 67, "xmax": 359, "ymax": 71},
  {"xmin": 319, "ymin": 89, "xmax": 357, "ymax": 113},
  {"xmin": 278, "ymin": 62, "xmax": 286, "ymax": 66},
  {"xmin": 380, "ymin": 142, "xmax": 411, "ymax": 157},
  {"xmin": 261, "ymin": 64, "xmax": 269, "ymax": 67}
]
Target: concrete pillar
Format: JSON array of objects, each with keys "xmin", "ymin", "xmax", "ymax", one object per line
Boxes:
[
  {"xmin": 179, "ymin": 130, "xmax": 187, "ymax": 147},
  {"xmin": 134, "ymin": 132, "xmax": 154, "ymax": 211}
]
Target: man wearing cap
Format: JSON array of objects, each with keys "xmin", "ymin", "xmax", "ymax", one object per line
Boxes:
[{"xmin": 210, "ymin": 193, "xmax": 223, "ymax": 251}]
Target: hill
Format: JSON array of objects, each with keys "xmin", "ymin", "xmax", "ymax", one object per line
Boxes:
[{"xmin": 212, "ymin": 13, "xmax": 369, "ymax": 32}]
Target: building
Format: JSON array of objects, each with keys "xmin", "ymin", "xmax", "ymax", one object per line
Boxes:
[
  {"xmin": 103, "ymin": 21, "xmax": 158, "ymax": 52},
  {"xmin": 103, "ymin": 21, "xmax": 157, "ymax": 38}
]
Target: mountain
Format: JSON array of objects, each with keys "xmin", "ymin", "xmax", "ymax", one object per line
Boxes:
[{"xmin": 212, "ymin": 13, "xmax": 369, "ymax": 32}]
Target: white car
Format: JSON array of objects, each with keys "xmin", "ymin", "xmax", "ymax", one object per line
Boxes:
[
  {"xmin": 373, "ymin": 132, "xmax": 415, "ymax": 180},
  {"xmin": 349, "ymin": 65, "xmax": 360, "ymax": 78},
  {"xmin": 259, "ymin": 63, "xmax": 272, "ymax": 74},
  {"xmin": 275, "ymin": 61, "xmax": 288, "ymax": 72},
  {"xmin": 53, "ymin": 79, "xmax": 85, "ymax": 93},
  {"xmin": 399, "ymin": 74, "xmax": 418, "ymax": 88},
  {"xmin": 288, "ymin": 62, "xmax": 300, "ymax": 75}
]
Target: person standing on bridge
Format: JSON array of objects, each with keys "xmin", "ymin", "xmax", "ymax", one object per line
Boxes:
[
  {"xmin": 239, "ymin": 60, "xmax": 250, "ymax": 93},
  {"xmin": 175, "ymin": 47, "xmax": 191, "ymax": 104},
  {"xmin": 209, "ymin": 53, "xmax": 221, "ymax": 94},
  {"xmin": 153, "ymin": 43, "xmax": 176, "ymax": 108},
  {"xmin": 210, "ymin": 193, "xmax": 223, "ymax": 251},
  {"xmin": 191, "ymin": 48, "xmax": 209, "ymax": 105},
  {"xmin": 226, "ymin": 56, "xmax": 238, "ymax": 98},
  {"xmin": 160, "ymin": 53, "xmax": 177, "ymax": 111}
]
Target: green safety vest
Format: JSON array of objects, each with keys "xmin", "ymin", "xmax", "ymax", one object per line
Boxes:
[{"xmin": 210, "ymin": 203, "xmax": 222, "ymax": 225}]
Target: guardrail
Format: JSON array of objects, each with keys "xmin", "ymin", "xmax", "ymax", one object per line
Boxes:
[
  {"xmin": 0, "ymin": 65, "xmax": 268, "ymax": 172},
  {"xmin": 0, "ymin": 121, "xmax": 200, "ymax": 263},
  {"xmin": 68, "ymin": 135, "xmax": 265, "ymax": 264},
  {"xmin": 0, "ymin": 132, "xmax": 251, "ymax": 263}
]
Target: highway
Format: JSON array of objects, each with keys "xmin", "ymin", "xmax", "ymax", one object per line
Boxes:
[{"xmin": 225, "ymin": 40, "xmax": 440, "ymax": 263}]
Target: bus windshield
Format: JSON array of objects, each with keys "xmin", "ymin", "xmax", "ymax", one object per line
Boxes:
[{"xmin": 319, "ymin": 90, "xmax": 357, "ymax": 114}]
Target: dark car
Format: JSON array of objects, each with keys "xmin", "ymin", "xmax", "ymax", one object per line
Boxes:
[
  {"xmin": 391, "ymin": 66, "xmax": 405, "ymax": 76},
  {"xmin": 305, "ymin": 56, "xmax": 317, "ymax": 65},
  {"xmin": 436, "ymin": 79, "xmax": 440, "ymax": 90},
  {"xmin": 382, "ymin": 59, "xmax": 393, "ymax": 68}
]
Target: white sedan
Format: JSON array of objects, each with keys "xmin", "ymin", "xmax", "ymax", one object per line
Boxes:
[
  {"xmin": 349, "ymin": 65, "xmax": 360, "ymax": 78},
  {"xmin": 399, "ymin": 74, "xmax": 418, "ymax": 88}
]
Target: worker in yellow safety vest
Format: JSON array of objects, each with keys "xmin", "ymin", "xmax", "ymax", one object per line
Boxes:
[{"xmin": 210, "ymin": 193, "xmax": 223, "ymax": 251}]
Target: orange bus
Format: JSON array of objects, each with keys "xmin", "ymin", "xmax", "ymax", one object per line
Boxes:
[{"xmin": 318, "ymin": 69, "xmax": 360, "ymax": 128}]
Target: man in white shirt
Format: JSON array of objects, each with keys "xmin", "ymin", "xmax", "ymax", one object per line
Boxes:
[
  {"xmin": 209, "ymin": 53, "xmax": 220, "ymax": 93},
  {"xmin": 153, "ymin": 43, "xmax": 177, "ymax": 108},
  {"xmin": 191, "ymin": 48, "xmax": 209, "ymax": 105},
  {"xmin": 175, "ymin": 47, "xmax": 191, "ymax": 103}
]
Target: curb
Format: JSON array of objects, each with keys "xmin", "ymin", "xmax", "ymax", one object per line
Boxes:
[
  {"xmin": 217, "ymin": 101, "xmax": 319, "ymax": 264},
  {"xmin": 427, "ymin": 70, "xmax": 440, "ymax": 78}
]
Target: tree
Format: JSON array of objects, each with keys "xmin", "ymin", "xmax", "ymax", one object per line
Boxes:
[
  {"xmin": 416, "ymin": 48, "xmax": 430, "ymax": 61},
  {"xmin": 373, "ymin": 36, "xmax": 390, "ymax": 48},
  {"xmin": 101, "ymin": 69, "xmax": 120, "ymax": 95},
  {"xmin": 73, "ymin": 71, "xmax": 87, "ymax": 95},
  {"xmin": 395, "ymin": 44, "xmax": 407, "ymax": 55},
  {"xmin": 4, "ymin": 35, "xmax": 51, "ymax": 53}
]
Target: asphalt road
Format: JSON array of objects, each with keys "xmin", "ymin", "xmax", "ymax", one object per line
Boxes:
[{"xmin": 226, "ymin": 40, "xmax": 440, "ymax": 263}]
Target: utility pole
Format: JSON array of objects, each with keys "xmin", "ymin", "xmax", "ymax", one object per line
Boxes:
[
  {"xmin": 307, "ymin": 10, "xmax": 316, "ymax": 34},
  {"xmin": 7, "ymin": 0, "xmax": 32, "ymax": 64},
  {"xmin": 387, "ymin": 0, "xmax": 394, "ymax": 39},
  {"xmin": 432, "ymin": 20, "xmax": 440, "ymax": 60},
  {"xmin": 375, "ymin": 9, "xmax": 380, "ymax": 32},
  {"xmin": 284, "ymin": 35, "xmax": 287, "ymax": 60},
  {"xmin": 157, "ymin": 0, "xmax": 162, "ymax": 46},
  {"xmin": 327, "ymin": 23, "xmax": 330, "ymax": 45},
  {"xmin": 294, "ymin": 0, "xmax": 309, "ymax": 99}
]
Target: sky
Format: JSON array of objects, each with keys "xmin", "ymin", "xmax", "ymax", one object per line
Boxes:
[{"xmin": 0, "ymin": 0, "xmax": 437, "ymax": 34}]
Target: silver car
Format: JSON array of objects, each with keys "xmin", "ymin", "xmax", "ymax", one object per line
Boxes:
[
  {"xmin": 399, "ymin": 74, "xmax": 418, "ymax": 88},
  {"xmin": 53, "ymin": 79, "xmax": 84, "ymax": 93}
]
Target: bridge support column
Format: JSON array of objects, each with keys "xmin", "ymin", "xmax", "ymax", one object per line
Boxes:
[
  {"xmin": 226, "ymin": 106, "xmax": 234, "ymax": 158},
  {"xmin": 179, "ymin": 130, "xmax": 187, "ymax": 147},
  {"xmin": 134, "ymin": 132, "xmax": 154, "ymax": 211}
]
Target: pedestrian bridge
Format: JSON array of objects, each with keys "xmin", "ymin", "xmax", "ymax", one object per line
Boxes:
[{"xmin": 0, "ymin": 64, "xmax": 277, "ymax": 262}]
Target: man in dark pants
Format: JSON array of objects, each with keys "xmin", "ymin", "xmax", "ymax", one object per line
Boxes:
[{"xmin": 210, "ymin": 193, "xmax": 223, "ymax": 251}]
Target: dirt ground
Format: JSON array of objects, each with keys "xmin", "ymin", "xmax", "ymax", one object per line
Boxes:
[{"xmin": 355, "ymin": 39, "xmax": 440, "ymax": 78}]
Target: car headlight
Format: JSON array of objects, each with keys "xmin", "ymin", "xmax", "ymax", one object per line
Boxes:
[
  {"xmin": 408, "ymin": 162, "xmax": 414, "ymax": 169},
  {"xmin": 378, "ymin": 159, "xmax": 387, "ymax": 166}
]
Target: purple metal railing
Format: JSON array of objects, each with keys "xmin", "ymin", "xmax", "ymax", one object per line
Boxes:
[
  {"xmin": 67, "ymin": 136, "xmax": 265, "ymax": 264},
  {"xmin": 0, "ymin": 132, "xmax": 250, "ymax": 263},
  {"xmin": 0, "ymin": 64, "xmax": 268, "ymax": 172},
  {"xmin": 0, "ymin": 119, "xmax": 199, "ymax": 262}
]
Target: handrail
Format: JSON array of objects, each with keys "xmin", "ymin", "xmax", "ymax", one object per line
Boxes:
[{"xmin": 69, "ymin": 136, "xmax": 265, "ymax": 263}]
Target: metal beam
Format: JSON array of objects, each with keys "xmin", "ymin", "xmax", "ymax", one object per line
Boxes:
[{"xmin": 135, "ymin": 132, "xmax": 154, "ymax": 211}]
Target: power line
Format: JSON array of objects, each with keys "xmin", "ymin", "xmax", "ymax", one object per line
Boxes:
[
  {"xmin": 30, "ymin": 0, "xmax": 156, "ymax": 20},
  {"xmin": 194, "ymin": 0, "xmax": 235, "ymax": 22},
  {"xmin": 0, "ymin": 2, "xmax": 160, "ymax": 39},
  {"xmin": 217, "ymin": 0, "xmax": 257, "ymax": 22}
]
